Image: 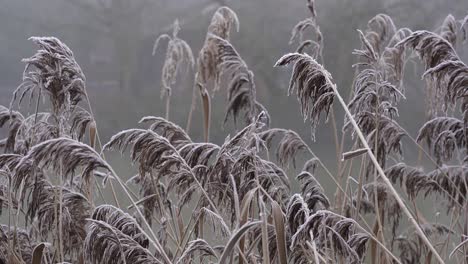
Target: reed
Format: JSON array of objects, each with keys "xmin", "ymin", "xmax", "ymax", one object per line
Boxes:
[{"xmin": 0, "ymin": 1, "xmax": 467, "ymax": 263}]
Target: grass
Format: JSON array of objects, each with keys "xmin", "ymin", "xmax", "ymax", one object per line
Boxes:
[{"xmin": 0, "ymin": 1, "xmax": 467, "ymax": 263}]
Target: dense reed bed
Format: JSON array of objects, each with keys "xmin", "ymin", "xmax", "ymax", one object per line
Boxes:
[{"xmin": 0, "ymin": 1, "xmax": 467, "ymax": 263}]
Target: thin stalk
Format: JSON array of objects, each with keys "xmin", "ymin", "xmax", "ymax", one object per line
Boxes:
[
  {"xmin": 28, "ymin": 86, "xmax": 43, "ymax": 149},
  {"xmin": 186, "ymin": 75, "xmax": 198, "ymax": 133},
  {"xmin": 95, "ymin": 180, "xmax": 107, "ymax": 204},
  {"xmin": 403, "ymin": 129, "xmax": 467, "ymax": 206},
  {"xmin": 329, "ymin": 80, "xmax": 445, "ymax": 264},
  {"xmin": 442, "ymin": 208, "xmax": 457, "ymax": 258},
  {"xmin": 324, "ymin": 210, "xmax": 402, "ymax": 264},
  {"xmin": 82, "ymin": 88, "xmax": 120, "ymax": 207},
  {"xmin": 304, "ymin": 146, "xmax": 348, "ymax": 201},
  {"xmin": 308, "ymin": 230, "xmax": 322, "ymax": 264},
  {"xmin": 228, "ymin": 173, "xmax": 241, "ymax": 228},
  {"xmin": 165, "ymin": 92, "xmax": 171, "ymax": 121},
  {"xmin": 95, "ymin": 135, "xmax": 120, "ymax": 207},
  {"xmin": 330, "ymin": 109, "xmax": 342, "ymax": 171},
  {"xmin": 370, "ymin": 115, "xmax": 465, "ymax": 207},
  {"xmin": 107, "ymin": 166, "xmax": 172, "ymax": 264},
  {"xmin": 464, "ymin": 204, "xmax": 468, "ymax": 263},
  {"xmin": 340, "ymin": 159, "xmax": 354, "ymax": 215},
  {"xmin": 58, "ymin": 165, "xmax": 64, "ymax": 262},
  {"xmin": 172, "ymin": 197, "xmax": 202, "ymax": 260},
  {"xmin": 371, "ymin": 104, "xmax": 390, "ymax": 264},
  {"xmin": 124, "ymin": 181, "xmax": 180, "ymax": 248},
  {"xmin": 354, "ymin": 154, "xmax": 367, "ymax": 220},
  {"xmin": 259, "ymin": 198, "xmax": 270, "ymax": 264},
  {"xmin": 7, "ymin": 174, "xmax": 12, "ymax": 262}
]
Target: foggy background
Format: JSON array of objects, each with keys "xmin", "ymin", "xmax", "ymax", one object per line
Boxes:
[{"xmin": 0, "ymin": 0, "xmax": 467, "ymax": 206}]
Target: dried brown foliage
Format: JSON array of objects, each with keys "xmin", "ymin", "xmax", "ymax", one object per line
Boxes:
[
  {"xmin": 396, "ymin": 223, "xmax": 453, "ymax": 264},
  {"xmin": 417, "ymin": 116, "xmax": 466, "ymax": 163},
  {"xmin": 15, "ymin": 137, "xmax": 110, "ymax": 187},
  {"xmin": 258, "ymin": 128, "xmax": 309, "ymax": 168},
  {"xmin": 84, "ymin": 219, "xmax": 158, "ymax": 264},
  {"xmin": 12, "ymin": 37, "xmax": 85, "ymax": 114},
  {"xmin": 30, "ymin": 183, "xmax": 91, "ymax": 256},
  {"xmin": 153, "ymin": 20, "xmax": 195, "ymax": 119},
  {"xmin": 396, "ymin": 30, "xmax": 468, "ymax": 117},
  {"xmin": 0, "ymin": 225, "xmax": 33, "ymax": 263},
  {"xmin": 207, "ymin": 6, "xmax": 239, "ymax": 40},
  {"xmin": 177, "ymin": 239, "xmax": 218, "ymax": 264},
  {"xmin": 345, "ymin": 112, "xmax": 406, "ymax": 169},
  {"xmin": 2, "ymin": 4, "xmax": 467, "ymax": 264},
  {"xmin": 275, "ymin": 53, "xmax": 335, "ymax": 139},
  {"xmin": 386, "ymin": 163, "xmax": 438, "ymax": 199},
  {"xmin": 289, "ymin": 0, "xmax": 323, "ymax": 59},
  {"xmin": 290, "ymin": 210, "xmax": 369, "ymax": 263}
]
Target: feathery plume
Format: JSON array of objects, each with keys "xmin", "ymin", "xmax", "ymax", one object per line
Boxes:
[
  {"xmin": 177, "ymin": 239, "xmax": 218, "ymax": 264},
  {"xmin": 84, "ymin": 219, "xmax": 159, "ymax": 264},
  {"xmin": 12, "ymin": 37, "xmax": 85, "ymax": 114},
  {"xmin": 207, "ymin": 6, "xmax": 239, "ymax": 40},
  {"xmin": 15, "ymin": 137, "xmax": 110, "ymax": 189},
  {"xmin": 274, "ymin": 53, "xmax": 335, "ymax": 139},
  {"xmin": 153, "ymin": 20, "xmax": 195, "ymax": 119},
  {"xmin": 417, "ymin": 117, "xmax": 465, "ymax": 163}
]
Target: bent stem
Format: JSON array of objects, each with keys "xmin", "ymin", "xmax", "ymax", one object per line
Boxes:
[
  {"xmin": 186, "ymin": 77, "xmax": 198, "ymax": 133},
  {"xmin": 106, "ymin": 166, "xmax": 172, "ymax": 264},
  {"xmin": 328, "ymin": 79, "xmax": 445, "ymax": 264},
  {"xmin": 164, "ymin": 89, "xmax": 171, "ymax": 121},
  {"xmin": 83, "ymin": 88, "xmax": 120, "ymax": 207}
]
